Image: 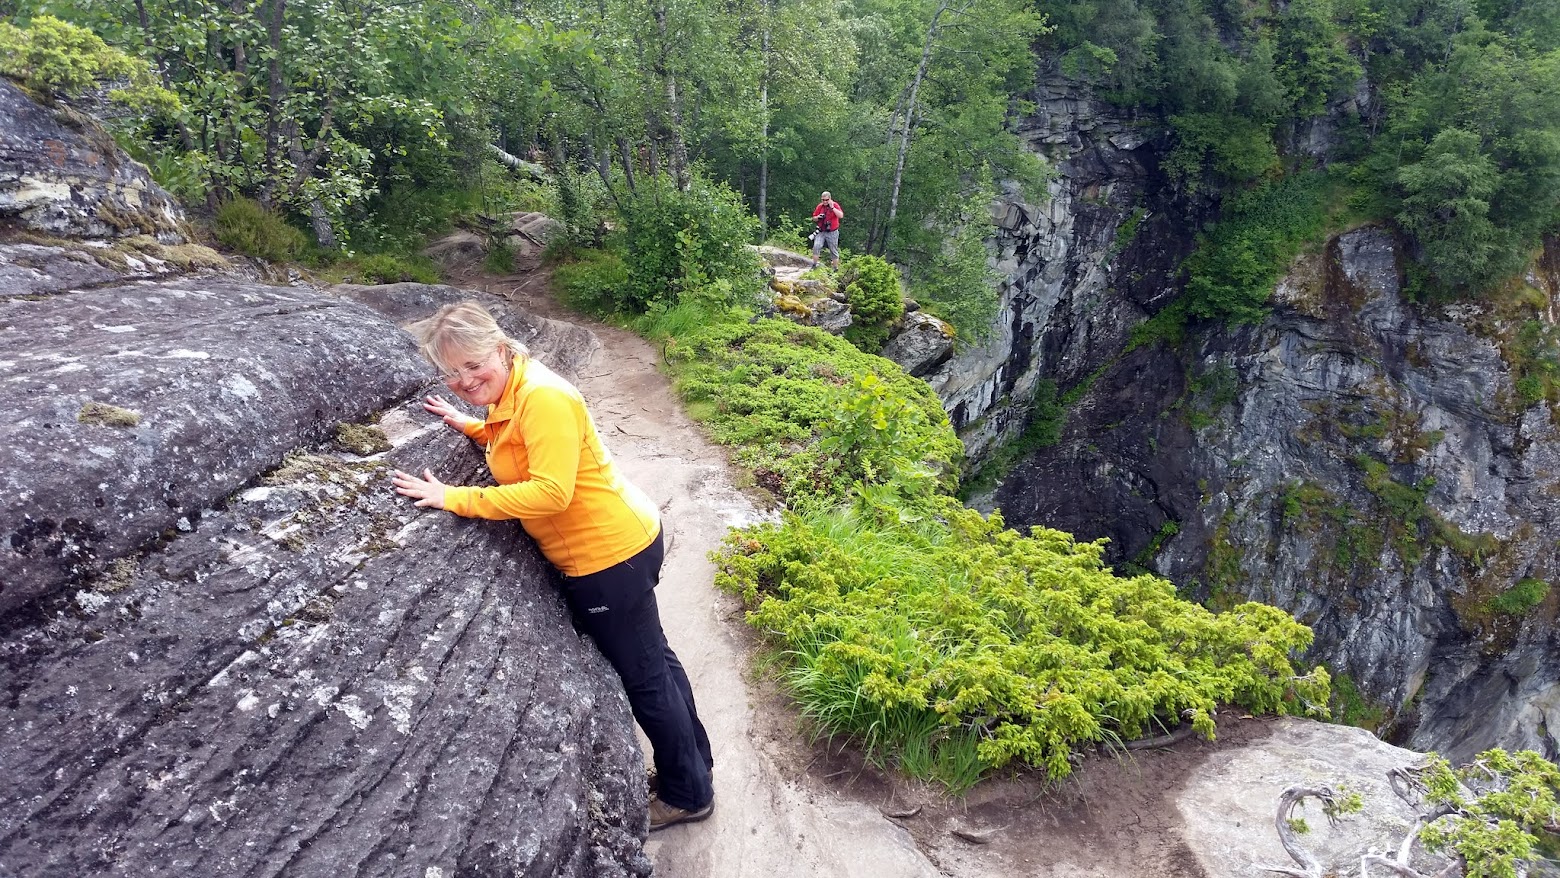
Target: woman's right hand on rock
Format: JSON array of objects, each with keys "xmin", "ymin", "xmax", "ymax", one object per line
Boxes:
[{"xmin": 424, "ymin": 394, "xmax": 478, "ymax": 431}]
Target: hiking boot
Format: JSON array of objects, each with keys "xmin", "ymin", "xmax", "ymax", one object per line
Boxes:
[{"xmin": 648, "ymin": 795, "xmax": 714, "ymax": 831}]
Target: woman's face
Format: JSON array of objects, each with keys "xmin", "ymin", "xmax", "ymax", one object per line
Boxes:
[{"xmin": 440, "ymin": 346, "xmax": 509, "ymax": 407}]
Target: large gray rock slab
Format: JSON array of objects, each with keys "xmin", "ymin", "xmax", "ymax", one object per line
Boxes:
[
  {"xmin": 0, "ymin": 242, "xmax": 125, "ymax": 296},
  {"xmin": 0, "ymin": 278, "xmax": 653, "ymax": 876},
  {"xmin": 0, "ymin": 79, "xmax": 186, "ymax": 242},
  {"xmin": 0, "ymin": 280, "xmax": 432, "ymax": 615},
  {"xmin": 0, "ymin": 402, "xmax": 650, "ymax": 877}
]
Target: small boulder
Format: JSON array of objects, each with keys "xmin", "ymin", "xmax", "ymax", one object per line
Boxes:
[
  {"xmin": 882, "ymin": 311, "xmax": 955, "ymax": 378},
  {"xmin": 510, "ymin": 211, "xmax": 562, "ymax": 242},
  {"xmin": 421, "ymin": 230, "xmax": 487, "ymax": 270},
  {"xmin": 807, "ymin": 297, "xmax": 852, "ymax": 334},
  {"xmin": 753, "ymin": 244, "xmax": 815, "ymax": 271}
]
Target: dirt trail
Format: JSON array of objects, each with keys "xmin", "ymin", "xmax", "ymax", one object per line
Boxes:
[{"xmin": 455, "ymin": 255, "xmax": 1248, "ymax": 878}]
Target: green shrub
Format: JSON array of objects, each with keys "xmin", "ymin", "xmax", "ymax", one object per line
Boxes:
[
  {"xmin": 1180, "ymin": 171, "xmax": 1331, "ymax": 325},
  {"xmin": 1329, "ymin": 671, "xmax": 1390, "ymax": 730},
  {"xmin": 484, "ymin": 241, "xmax": 516, "ymax": 274},
  {"xmin": 1413, "ymin": 749, "xmax": 1560, "ymax": 877},
  {"xmin": 0, "ymin": 15, "xmax": 177, "ymax": 113},
  {"xmin": 354, "ymin": 252, "xmax": 440, "ymax": 284},
  {"xmin": 664, "ymin": 318, "xmax": 961, "ymax": 507},
  {"xmin": 839, "ymin": 255, "xmax": 905, "ymax": 353},
  {"xmin": 554, "ymin": 165, "xmax": 608, "ymax": 250},
  {"xmin": 633, "ymin": 299, "xmax": 732, "ymax": 343},
  {"xmin": 619, "ymin": 172, "xmax": 763, "ymax": 313},
  {"xmin": 553, "ymin": 248, "xmax": 632, "ymax": 316},
  {"xmin": 763, "ymin": 214, "xmax": 812, "ymax": 254},
  {"xmin": 1508, "ymin": 320, "xmax": 1560, "ymax": 409},
  {"xmin": 715, "ymin": 495, "xmax": 1328, "ymax": 788},
  {"xmin": 1489, "ymin": 579, "xmax": 1551, "ymax": 616},
  {"xmin": 213, "ymin": 197, "xmax": 307, "ymax": 262}
]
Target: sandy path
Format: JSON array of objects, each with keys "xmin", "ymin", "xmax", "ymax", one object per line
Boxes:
[{"xmin": 568, "ymin": 323, "xmax": 945, "ymax": 877}]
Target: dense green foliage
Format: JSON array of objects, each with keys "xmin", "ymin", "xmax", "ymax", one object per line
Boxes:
[
  {"xmin": 617, "ymin": 174, "xmax": 764, "ymax": 313},
  {"xmin": 716, "ymin": 497, "xmax": 1327, "ymax": 787},
  {"xmin": 1181, "ymin": 172, "xmax": 1333, "ymax": 323},
  {"xmin": 1040, "ymin": 0, "xmax": 1560, "ymax": 307},
  {"xmin": 0, "ymin": 14, "xmax": 175, "ymax": 111},
  {"xmin": 1412, "ymin": 749, "xmax": 1560, "ymax": 878},
  {"xmin": 664, "ymin": 318, "xmax": 961, "ymax": 506},
  {"xmin": 4, "ymin": 0, "xmax": 1042, "ymax": 334}
]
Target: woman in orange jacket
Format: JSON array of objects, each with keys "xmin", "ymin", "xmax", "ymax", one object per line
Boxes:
[{"xmin": 392, "ymin": 301, "xmax": 714, "ymax": 831}]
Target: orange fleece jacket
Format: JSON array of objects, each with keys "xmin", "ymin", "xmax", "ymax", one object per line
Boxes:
[{"xmin": 442, "ymin": 357, "xmax": 660, "ymax": 576}]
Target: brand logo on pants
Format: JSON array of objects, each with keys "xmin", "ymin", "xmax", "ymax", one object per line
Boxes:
[{"xmin": 587, "ymin": 605, "xmax": 610, "ymax": 614}]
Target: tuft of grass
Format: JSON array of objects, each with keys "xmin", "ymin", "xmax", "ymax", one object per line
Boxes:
[
  {"xmin": 484, "ymin": 241, "xmax": 516, "ymax": 274},
  {"xmin": 213, "ymin": 197, "xmax": 307, "ymax": 262},
  {"xmin": 1329, "ymin": 671, "xmax": 1390, "ymax": 731},
  {"xmin": 352, "ymin": 252, "xmax": 441, "ymax": 284},
  {"xmin": 553, "ymin": 248, "xmax": 632, "ymax": 317},
  {"xmin": 335, "ymin": 422, "xmax": 391, "ymax": 456}
]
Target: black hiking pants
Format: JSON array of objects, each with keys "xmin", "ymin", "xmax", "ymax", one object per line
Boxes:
[{"xmin": 561, "ymin": 530, "xmax": 714, "ymax": 812}]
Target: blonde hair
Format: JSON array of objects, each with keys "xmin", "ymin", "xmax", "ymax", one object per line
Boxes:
[{"xmin": 407, "ymin": 301, "xmax": 529, "ymax": 376}]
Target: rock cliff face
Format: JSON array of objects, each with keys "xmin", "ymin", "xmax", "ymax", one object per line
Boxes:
[
  {"xmin": 0, "ymin": 83, "xmax": 649, "ymax": 877},
  {"xmin": 923, "ymin": 73, "xmax": 1192, "ymax": 458},
  {"xmin": 983, "ymin": 144, "xmax": 1560, "ymax": 763}
]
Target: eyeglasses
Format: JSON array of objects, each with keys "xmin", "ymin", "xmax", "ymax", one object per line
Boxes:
[{"xmin": 437, "ymin": 350, "xmax": 500, "ymax": 384}]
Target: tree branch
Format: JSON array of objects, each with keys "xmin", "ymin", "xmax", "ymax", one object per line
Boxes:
[{"xmin": 1258, "ymin": 785, "xmax": 1346, "ymax": 878}]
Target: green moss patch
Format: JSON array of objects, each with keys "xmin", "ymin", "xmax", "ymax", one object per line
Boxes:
[
  {"xmin": 77, "ymin": 400, "xmax": 141, "ymax": 428},
  {"xmin": 335, "ymin": 422, "xmax": 391, "ymax": 456}
]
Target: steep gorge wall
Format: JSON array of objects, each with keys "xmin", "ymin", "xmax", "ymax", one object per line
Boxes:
[
  {"xmin": 923, "ymin": 74, "xmax": 1193, "ymax": 457},
  {"xmin": 975, "ymin": 71, "xmax": 1560, "ymax": 762}
]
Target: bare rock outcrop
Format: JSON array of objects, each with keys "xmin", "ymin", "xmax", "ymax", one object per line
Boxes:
[
  {"xmin": 993, "ymin": 224, "xmax": 1560, "ymax": 764},
  {"xmin": 882, "ymin": 310, "xmax": 955, "ymax": 378},
  {"xmin": 1178, "ymin": 719, "xmax": 1455, "ymax": 878},
  {"xmin": 0, "ymin": 280, "xmax": 431, "ymax": 615},
  {"xmin": 0, "ymin": 79, "xmax": 185, "ymax": 242}
]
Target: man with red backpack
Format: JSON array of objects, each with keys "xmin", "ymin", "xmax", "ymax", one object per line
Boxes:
[{"xmin": 810, "ymin": 191, "xmax": 843, "ymax": 270}]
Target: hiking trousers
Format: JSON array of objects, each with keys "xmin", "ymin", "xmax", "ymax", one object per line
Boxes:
[{"xmin": 560, "ymin": 530, "xmax": 715, "ymax": 811}]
